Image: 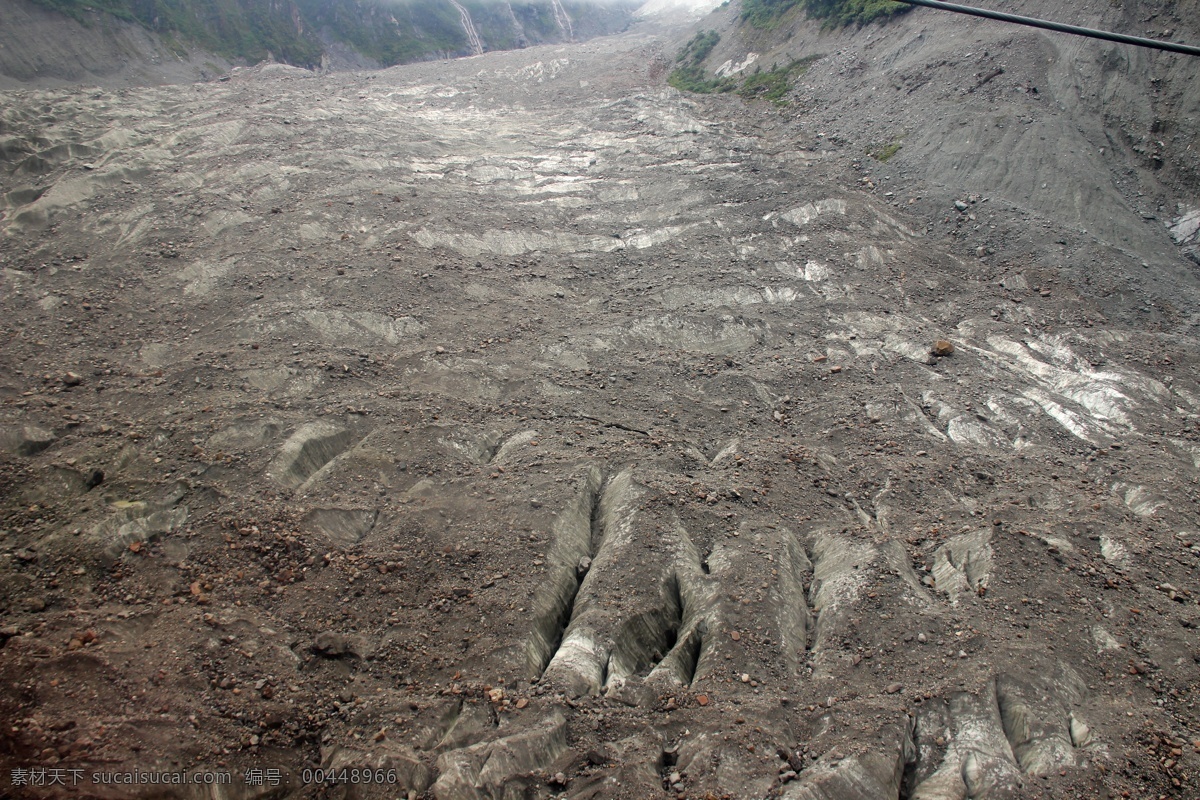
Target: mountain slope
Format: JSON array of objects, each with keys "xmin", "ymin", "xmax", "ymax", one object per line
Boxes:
[
  {"xmin": 672, "ymin": 0, "xmax": 1200, "ymax": 308},
  {"xmin": 0, "ymin": 0, "xmax": 639, "ymax": 85}
]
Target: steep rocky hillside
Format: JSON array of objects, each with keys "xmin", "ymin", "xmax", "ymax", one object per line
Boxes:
[
  {"xmin": 672, "ymin": 0, "xmax": 1200, "ymax": 291},
  {"xmin": 0, "ymin": 0, "xmax": 639, "ymax": 86},
  {"xmin": 0, "ymin": 1, "xmax": 230, "ymax": 87}
]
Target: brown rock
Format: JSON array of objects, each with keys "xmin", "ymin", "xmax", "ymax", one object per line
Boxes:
[
  {"xmin": 932, "ymin": 340, "xmax": 955, "ymax": 357},
  {"xmin": 313, "ymin": 631, "xmax": 369, "ymax": 658},
  {"xmin": 1, "ymin": 426, "xmax": 56, "ymax": 457}
]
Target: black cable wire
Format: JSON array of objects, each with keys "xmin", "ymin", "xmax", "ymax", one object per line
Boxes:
[{"xmin": 890, "ymin": 0, "xmax": 1200, "ymax": 58}]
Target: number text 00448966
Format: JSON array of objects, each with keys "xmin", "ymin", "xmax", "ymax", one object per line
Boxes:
[{"xmin": 302, "ymin": 768, "xmax": 400, "ymax": 785}]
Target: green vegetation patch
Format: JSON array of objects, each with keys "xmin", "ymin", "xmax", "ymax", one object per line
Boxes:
[
  {"xmin": 867, "ymin": 140, "xmax": 902, "ymax": 162},
  {"xmin": 669, "ymin": 32, "xmax": 820, "ymax": 106},
  {"xmin": 740, "ymin": 0, "xmax": 911, "ymax": 31},
  {"xmin": 737, "ymin": 54, "xmax": 819, "ymax": 106},
  {"xmin": 667, "ymin": 31, "xmax": 737, "ymax": 94},
  {"xmin": 739, "ymin": 0, "xmax": 801, "ymax": 29}
]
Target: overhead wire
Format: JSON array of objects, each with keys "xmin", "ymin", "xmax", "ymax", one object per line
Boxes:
[{"xmin": 890, "ymin": 0, "xmax": 1200, "ymax": 57}]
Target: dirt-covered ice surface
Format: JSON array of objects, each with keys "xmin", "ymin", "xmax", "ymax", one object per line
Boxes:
[{"xmin": 1, "ymin": 27, "xmax": 1200, "ymax": 800}]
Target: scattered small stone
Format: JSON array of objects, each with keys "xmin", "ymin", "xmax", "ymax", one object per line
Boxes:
[
  {"xmin": 917, "ymin": 633, "xmax": 928, "ymax": 643},
  {"xmin": 62, "ymin": 372, "xmax": 82, "ymax": 387},
  {"xmin": 885, "ymin": 683, "xmax": 904, "ymax": 694},
  {"xmin": 696, "ymin": 694, "xmax": 710, "ymax": 706},
  {"xmin": 931, "ymin": 340, "xmax": 955, "ymax": 357},
  {"xmin": 730, "ymin": 630, "xmax": 741, "ymax": 641}
]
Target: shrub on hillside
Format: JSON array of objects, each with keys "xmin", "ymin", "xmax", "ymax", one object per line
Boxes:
[
  {"xmin": 736, "ymin": 54, "xmax": 819, "ymax": 105},
  {"xmin": 668, "ymin": 31, "xmax": 738, "ymax": 94},
  {"xmin": 741, "ymin": 0, "xmax": 911, "ymax": 30}
]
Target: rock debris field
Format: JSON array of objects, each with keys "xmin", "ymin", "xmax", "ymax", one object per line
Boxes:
[{"xmin": 1, "ymin": 27, "xmax": 1199, "ymax": 800}]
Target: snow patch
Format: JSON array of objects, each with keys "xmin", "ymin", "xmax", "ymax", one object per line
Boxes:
[
  {"xmin": 776, "ymin": 198, "xmax": 847, "ymax": 226},
  {"xmin": 715, "ymin": 53, "xmax": 759, "ymax": 78},
  {"xmin": 1168, "ymin": 206, "xmax": 1200, "ymax": 244}
]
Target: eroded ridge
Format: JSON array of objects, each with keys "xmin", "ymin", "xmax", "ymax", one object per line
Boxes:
[
  {"xmin": 539, "ymin": 469, "xmax": 681, "ymax": 696},
  {"xmin": 803, "ymin": 529, "xmax": 929, "ymax": 673},
  {"xmin": 528, "ymin": 467, "xmax": 731, "ymax": 699},
  {"xmin": 525, "ymin": 465, "xmax": 610, "ymax": 679},
  {"xmin": 615, "ymin": 522, "xmax": 715, "ymax": 693},
  {"xmin": 783, "ymin": 721, "xmax": 913, "ymax": 800},
  {"xmin": 903, "ymin": 665, "xmax": 1096, "ymax": 800}
]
